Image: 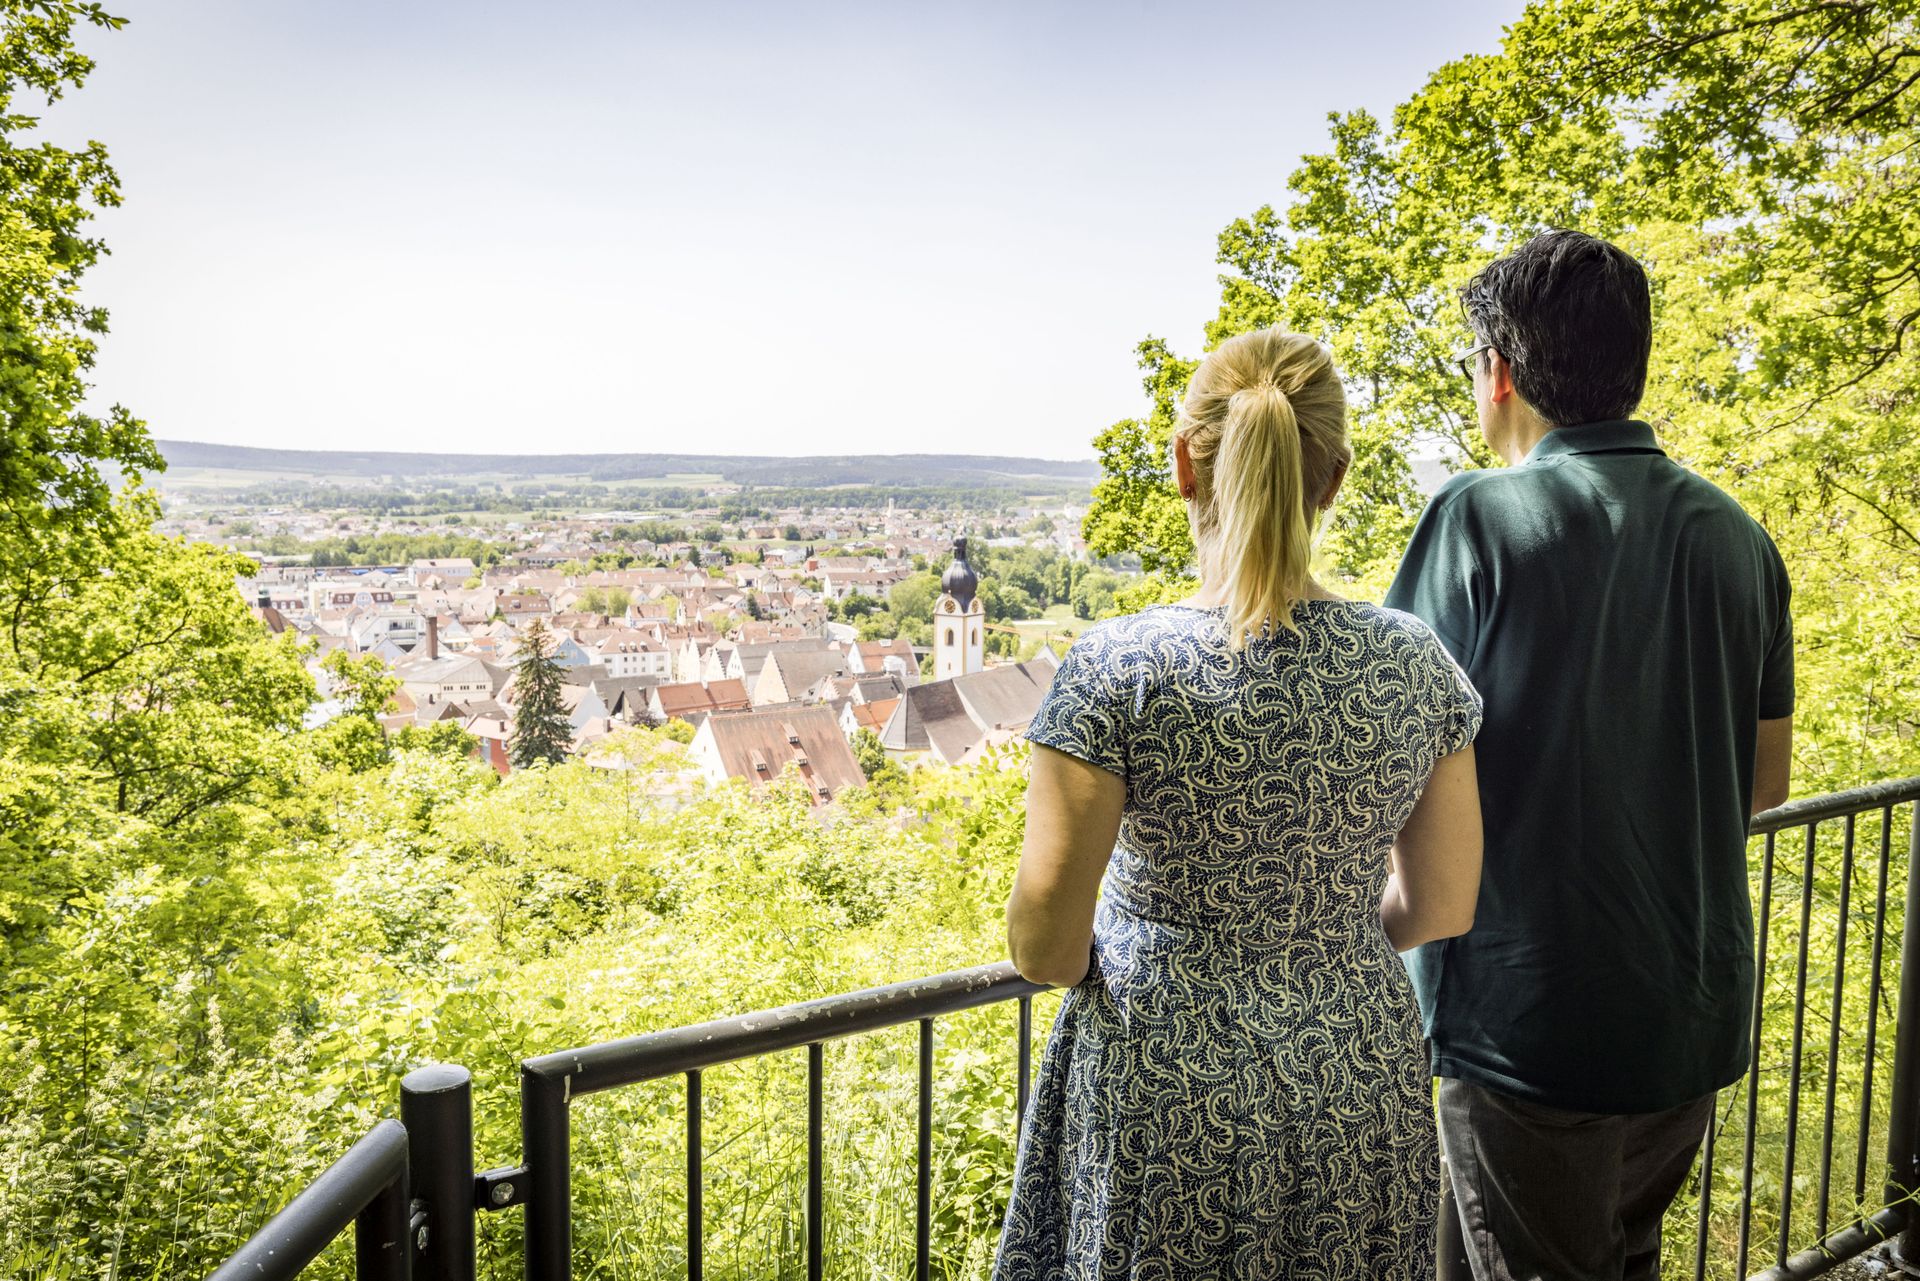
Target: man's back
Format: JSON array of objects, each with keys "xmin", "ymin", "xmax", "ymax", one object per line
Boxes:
[{"xmin": 1386, "ymin": 420, "xmax": 1794, "ymax": 1113}]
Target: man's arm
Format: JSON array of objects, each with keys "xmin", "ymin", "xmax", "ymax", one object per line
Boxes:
[
  {"xmin": 1383, "ymin": 486, "xmax": 1482, "ymax": 670},
  {"xmin": 1753, "ymin": 716, "xmax": 1791, "ymax": 816}
]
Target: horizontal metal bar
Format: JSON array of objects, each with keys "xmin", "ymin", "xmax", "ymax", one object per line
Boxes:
[
  {"xmin": 208, "ymin": 1119, "xmax": 408, "ymax": 1281},
  {"xmin": 1748, "ymin": 777, "xmax": 1920, "ymax": 835},
  {"xmin": 1749, "ymin": 1205, "xmax": 1906, "ymax": 1280},
  {"xmin": 523, "ymin": 962, "xmax": 1047, "ymax": 1095},
  {"xmin": 511, "ymin": 781, "xmax": 1917, "ymax": 1097}
]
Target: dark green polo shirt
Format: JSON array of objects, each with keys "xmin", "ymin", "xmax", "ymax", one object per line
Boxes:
[{"xmin": 1384, "ymin": 419, "xmax": 1794, "ymax": 1114}]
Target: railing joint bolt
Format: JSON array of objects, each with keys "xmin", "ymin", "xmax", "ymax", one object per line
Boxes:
[{"xmin": 476, "ymin": 1165, "xmax": 530, "ymax": 1211}]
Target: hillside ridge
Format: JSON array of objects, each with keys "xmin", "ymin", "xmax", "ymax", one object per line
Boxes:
[{"xmin": 156, "ymin": 440, "xmax": 1100, "ymax": 488}]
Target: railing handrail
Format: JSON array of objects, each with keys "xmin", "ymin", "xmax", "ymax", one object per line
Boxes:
[
  {"xmin": 207, "ymin": 1118, "xmax": 409, "ymax": 1281},
  {"xmin": 523, "ymin": 961, "xmax": 1046, "ymax": 1096},
  {"xmin": 1749, "ymin": 776, "xmax": 1920, "ymax": 835},
  {"xmin": 515, "ymin": 776, "xmax": 1920, "ymax": 1097}
]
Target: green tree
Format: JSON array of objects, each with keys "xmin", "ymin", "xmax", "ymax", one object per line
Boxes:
[
  {"xmin": 1084, "ymin": 0, "xmax": 1920, "ymax": 787},
  {"xmin": 509, "ymin": 617, "xmax": 573, "ymax": 768},
  {"xmin": 851, "ymin": 727, "xmax": 890, "ymax": 779},
  {"xmin": 1070, "ymin": 567, "xmax": 1124, "ymax": 620},
  {"xmin": 315, "ymin": 648, "xmax": 399, "ymax": 772}
]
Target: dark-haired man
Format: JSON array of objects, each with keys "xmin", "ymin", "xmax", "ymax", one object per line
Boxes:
[{"xmin": 1385, "ymin": 230, "xmax": 1794, "ymax": 1280}]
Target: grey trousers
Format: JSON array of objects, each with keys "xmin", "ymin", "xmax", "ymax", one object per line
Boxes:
[{"xmin": 1437, "ymin": 1077, "xmax": 1716, "ymax": 1281}]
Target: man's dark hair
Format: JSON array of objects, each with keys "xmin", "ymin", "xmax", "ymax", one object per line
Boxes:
[{"xmin": 1461, "ymin": 230, "xmax": 1652, "ymax": 426}]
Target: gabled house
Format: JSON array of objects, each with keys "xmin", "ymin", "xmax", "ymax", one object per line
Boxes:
[
  {"xmin": 840, "ymin": 697, "xmax": 899, "ymax": 740},
  {"xmin": 689, "ymin": 705, "xmax": 865, "ymax": 804},
  {"xmin": 878, "ymin": 658, "xmax": 1058, "ymax": 765},
  {"xmin": 647, "ymin": 679, "xmax": 752, "ymax": 727},
  {"xmin": 753, "ymin": 650, "xmax": 849, "ymax": 707},
  {"xmin": 849, "ymin": 638, "xmax": 920, "ymax": 683},
  {"xmin": 587, "ymin": 631, "xmax": 674, "ymax": 680}
]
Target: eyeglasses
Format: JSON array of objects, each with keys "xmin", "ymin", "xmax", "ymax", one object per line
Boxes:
[{"xmin": 1453, "ymin": 343, "xmax": 1493, "ymax": 381}]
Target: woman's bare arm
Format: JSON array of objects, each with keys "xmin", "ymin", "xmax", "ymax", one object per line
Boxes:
[
  {"xmin": 1380, "ymin": 745, "xmax": 1483, "ymax": 952},
  {"xmin": 1006, "ymin": 744, "xmax": 1126, "ymax": 988}
]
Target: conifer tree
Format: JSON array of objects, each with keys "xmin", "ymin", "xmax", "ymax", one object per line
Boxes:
[{"xmin": 509, "ymin": 616, "xmax": 572, "ymax": 768}]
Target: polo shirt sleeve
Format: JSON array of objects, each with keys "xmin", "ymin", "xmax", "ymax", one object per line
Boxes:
[
  {"xmin": 1384, "ymin": 483, "xmax": 1483, "ymax": 671},
  {"xmin": 1759, "ymin": 543, "xmax": 1795, "ymax": 720},
  {"xmin": 1026, "ymin": 629, "xmax": 1130, "ymax": 780}
]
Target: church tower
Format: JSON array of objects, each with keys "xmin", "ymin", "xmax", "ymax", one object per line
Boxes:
[{"xmin": 932, "ymin": 536, "xmax": 985, "ymax": 681}]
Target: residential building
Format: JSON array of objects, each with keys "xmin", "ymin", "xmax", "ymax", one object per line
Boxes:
[
  {"xmin": 689, "ymin": 705, "xmax": 865, "ymax": 804},
  {"xmin": 647, "ymin": 679, "xmax": 752, "ymax": 726},
  {"xmin": 878, "ymin": 657, "xmax": 1057, "ymax": 765}
]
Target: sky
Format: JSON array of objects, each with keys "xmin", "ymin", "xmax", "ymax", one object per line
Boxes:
[{"xmin": 51, "ymin": 0, "xmax": 1525, "ymax": 461}]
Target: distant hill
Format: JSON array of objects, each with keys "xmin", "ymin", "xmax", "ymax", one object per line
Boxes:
[{"xmin": 155, "ymin": 441, "xmax": 1100, "ymax": 489}]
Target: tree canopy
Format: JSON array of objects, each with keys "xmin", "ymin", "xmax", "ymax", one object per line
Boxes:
[{"xmin": 1084, "ymin": 0, "xmax": 1920, "ymax": 786}]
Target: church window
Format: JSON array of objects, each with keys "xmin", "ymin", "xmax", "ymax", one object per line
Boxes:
[{"xmin": 945, "ymin": 628, "xmax": 954, "ymax": 645}]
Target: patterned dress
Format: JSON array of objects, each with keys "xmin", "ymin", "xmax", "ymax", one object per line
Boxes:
[{"xmin": 994, "ymin": 601, "xmax": 1482, "ymax": 1280}]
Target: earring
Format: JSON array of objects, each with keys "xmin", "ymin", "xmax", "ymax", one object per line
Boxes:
[{"xmin": 1182, "ymin": 487, "xmax": 1196, "ymax": 500}]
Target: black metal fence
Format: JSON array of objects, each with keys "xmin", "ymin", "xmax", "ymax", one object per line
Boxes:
[{"xmin": 208, "ymin": 778, "xmax": 1920, "ymax": 1281}]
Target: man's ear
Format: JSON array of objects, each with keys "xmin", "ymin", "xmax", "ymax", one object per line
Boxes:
[
  {"xmin": 1487, "ymin": 350, "xmax": 1519, "ymax": 405},
  {"xmin": 1173, "ymin": 434, "xmax": 1197, "ymax": 498}
]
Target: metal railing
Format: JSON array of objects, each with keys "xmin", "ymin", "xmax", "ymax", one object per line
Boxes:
[
  {"xmin": 206, "ymin": 1120, "xmax": 410, "ymax": 1281},
  {"xmin": 208, "ymin": 778, "xmax": 1920, "ymax": 1281},
  {"xmin": 1736, "ymin": 779, "xmax": 1920, "ymax": 1280}
]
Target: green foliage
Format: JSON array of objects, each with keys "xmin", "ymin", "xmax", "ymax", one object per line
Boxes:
[
  {"xmin": 1068, "ymin": 568, "xmax": 1125, "ymax": 620},
  {"xmin": 575, "ymin": 584, "xmax": 631, "ymax": 616},
  {"xmin": 508, "ymin": 618, "xmax": 573, "ymax": 769},
  {"xmin": 250, "ymin": 531, "xmax": 508, "ymax": 568},
  {"xmin": 1084, "ymin": 0, "xmax": 1920, "ymax": 786},
  {"xmin": 313, "ymin": 648, "xmax": 399, "ymax": 771},
  {"xmin": 392, "ymin": 719, "xmax": 478, "ymax": 760}
]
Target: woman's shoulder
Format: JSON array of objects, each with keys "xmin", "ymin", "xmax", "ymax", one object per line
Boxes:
[
  {"xmin": 1074, "ymin": 604, "xmax": 1216, "ymax": 652},
  {"xmin": 1049, "ymin": 607, "xmax": 1214, "ymax": 681}
]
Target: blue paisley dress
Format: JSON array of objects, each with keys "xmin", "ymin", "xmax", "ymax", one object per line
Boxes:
[{"xmin": 994, "ymin": 601, "xmax": 1482, "ymax": 1280}]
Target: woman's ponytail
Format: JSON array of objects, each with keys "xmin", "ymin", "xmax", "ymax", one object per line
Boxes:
[
  {"xmin": 1173, "ymin": 330, "xmax": 1350, "ymax": 650},
  {"xmin": 1211, "ymin": 384, "xmax": 1310, "ymax": 647}
]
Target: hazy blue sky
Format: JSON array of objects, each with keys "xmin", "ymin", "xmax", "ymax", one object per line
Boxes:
[{"xmin": 53, "ymin": 1, "xmax": 1524, "ymax": 460}]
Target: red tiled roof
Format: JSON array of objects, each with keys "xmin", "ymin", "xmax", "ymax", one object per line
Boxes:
[{"xmin": 702, "ymin": 705, "xmax": 864, "ymax": 802}]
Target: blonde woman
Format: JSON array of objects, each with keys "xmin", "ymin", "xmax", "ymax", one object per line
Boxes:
[{"xmin": 995, "ymin": 329, "xmax": 1484, "ymax": 1278}]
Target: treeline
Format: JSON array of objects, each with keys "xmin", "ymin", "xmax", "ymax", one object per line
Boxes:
[
  {"xmin": 183, "ymin": 478, "xmax": 1081, "ymax": 520},
  {"xmin": 243, "ymin": 531, "xmax": 517, "ymax": 568},
  {"xmin": 158, "ymin": 439, "xmax": 1100, "ymax": 487}
]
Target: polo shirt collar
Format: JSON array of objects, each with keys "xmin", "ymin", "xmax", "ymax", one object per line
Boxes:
[{"xmin": 1523, "ymin": 419, "xmax": 1663, "ymax": 465}]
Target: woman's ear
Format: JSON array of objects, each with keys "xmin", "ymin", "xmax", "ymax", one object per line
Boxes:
[
  {"xmin": 1320, "ymin": 456, "xmax": 1350, "ymax": 510},
  {"xmin": 1173, "ymin": 434, "xmax": 1197, "ymax": 500}
]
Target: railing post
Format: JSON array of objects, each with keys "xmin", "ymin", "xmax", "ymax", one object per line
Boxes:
[
  {"xmin": 522, "ymin": 1065, "xmax": 572, "ymax": 1281},
  {"xmin": 1887, "ymin": 805, "xmax": 1920, "ymax": 1263},
  {"xmin": 355, "ymin": 1156, "xmax": 412, "ymax": 1281},
  {"xmin": 401, "ymin": 1063, "xmax": 476, "ymax": 1281}
]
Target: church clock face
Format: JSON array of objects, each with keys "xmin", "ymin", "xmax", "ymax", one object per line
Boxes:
[{"xmin": 943, "ymin": 599, "xmax": 956, "ymax": 612}]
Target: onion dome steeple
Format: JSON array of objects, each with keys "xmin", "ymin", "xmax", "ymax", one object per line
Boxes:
[{"xmin": 941, "ymin": 537, "xmax": 978, "ymax": 612}]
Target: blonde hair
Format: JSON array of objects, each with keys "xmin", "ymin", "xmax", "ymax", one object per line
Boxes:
[{"xmin": 1174, "ymin": 329, "xmax": 1351, "ymax": 649}]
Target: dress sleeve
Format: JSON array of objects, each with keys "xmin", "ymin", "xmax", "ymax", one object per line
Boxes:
[
  {"xmin": 1413, "ymin": 620, "xmax": 1483, "ymax": 757},
  {"xmin": 1025, "ymin": 631, "xmax": 1129, "ymax": 780}
]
